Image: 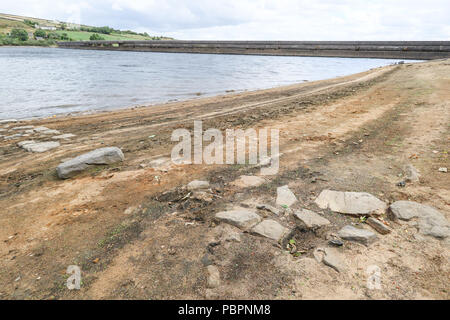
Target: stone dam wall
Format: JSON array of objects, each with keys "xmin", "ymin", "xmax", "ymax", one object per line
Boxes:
[{"xmin": 57, "ymin": 41, "xmax": 450, "ymax": 60}]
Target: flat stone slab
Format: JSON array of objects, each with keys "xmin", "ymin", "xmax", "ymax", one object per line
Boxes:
[
  {"xmin": 276, "ymin": 185, "xmax": 298, "ymax": 207},
  {"xmin": 293, "ymin": 209, "xmax": 330, "ymax": 229},
  {"xmin": 390, "ymin": 201, "xmax": 449, "ymax": 239},
  {"xmin": 256, "ymin": 204, "xmax": 281, "ymax": 216},
  {"xmin": 11, "ymin": 126, "xmax": 34, "ymax": 130},
  {"xmin": 0, "ymin": 119, "xmax": 18, "ymax": 124},
  {"xmin": 232, "ymin": 175, "xmax": 266, "ymax": 188},
  {"xmin": 366, "ymin": 217, "xmax": 391, "ymax": 234},
  {"xmin": 187, "ymin": 180, "xmax": 210, "ymax": 191},
  {"xmin": 251, "ymin": 219, "xmax": 288, "ymax": 241},
  {"xmin": 315, "ymin": 190, "xmax": 387, "ymax": 215},
  {"xmin": 322, "ymin": 248, "xmax": 346, "ymax": 273},
  {"xmin": 338, "ymin": 225, "xmax": 377, "ymax": 245},
  {"xmin": 52, "ymin": 134, "xmax": 76, "ymax": 140},
  {"xmin": 215, "ymin": 209, "xmax": 261, "ymax": 230},
  {"xmin": 21, "ymin": 141, "xmax": 60, "ymax": 153},
  {"xmin": 56, "ymin": 147, "xmax": 125, "ymax": 179}
]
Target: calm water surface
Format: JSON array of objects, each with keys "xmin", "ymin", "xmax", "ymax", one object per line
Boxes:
[{"xmin": 0, "ymin": 47, "xmax": 414, "ymax": 119}]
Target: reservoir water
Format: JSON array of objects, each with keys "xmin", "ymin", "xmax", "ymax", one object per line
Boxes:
[{"xmin": 0, "ymin": 47, "xmax": 413, "ymax": 119}]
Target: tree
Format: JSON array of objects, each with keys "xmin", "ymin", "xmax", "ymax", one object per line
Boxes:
[
  {"xmin": 10, "ymin": 29, "xmax": 28, "ymax": 41},
  {"xmin": 34, "ymin": 29, "xmax": 46, "ymax": 38},
  {"xmin": 60, "ymin": 33, "xmax": 70, "ymax": 40},
  {"xmin": 89, "ymin": 33, "xmax": 105, "ymax": 40}
]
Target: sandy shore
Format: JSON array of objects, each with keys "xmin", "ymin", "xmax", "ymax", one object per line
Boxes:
[{"xmin": 0, "ymin": 58, "xmax": 449, "ymax": 299}]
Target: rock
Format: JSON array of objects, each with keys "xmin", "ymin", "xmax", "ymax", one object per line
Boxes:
[
  {"xmin": 366, "ymin": 217, "xmax": 391, "ymax": 234},
  {"xmin": 206, "ymin": 265, "xmax": 221, "ymax": 288},
  {"xmin": 315, "ymin": 190, "xmax": 387, "ymax": 215},
  {"xmin": 329, "ymin": 239, "xmax": 344, "ymax": 247},
  {"xmin": 404, "ymin": 164, "xmax": 420, "ymax": 182},
  {"xmin": 313, "ymin": 248, "xmax": 325, "ymax": 263},
  {"xmin": 215, "ymin": 209, "xmax": 261, "ymax": 229},
  {"xmin": 191, "ymin": 191, "xmax": 214, "ymax": 202},
  {"xmin": 52, "ymin": 134, "xmax": 76, "ymax": 140},
  {"xmin": 338, "ymin": 225, "xmax": 377, "ymax": 245},
  {"xmin": 232, "ymin": 175, "xmax": 266, "ymax": 188},
  {"xmin": 389, "ymin": 201, "xmax": 449, "ymax": 239},
  {"xmin": 251, "ymin": 219, "xmax": 289, "ymax": 241},
  {"xmin": 11, "ymin": 126, "xmax": 34, "ymax": 130},
  {"xmin": 293, "ymin": 209, "xmax": 330, "ymax": 229},
  {"xmin": 4, "ymin": 134, "xmax": 23, "ymax": 140},
  {"xmin": 256, "ymin": 204, "xmax": 281, "ymax": 216},
  {"xmin": 148, "ymin": 157, "xmax": 171, "ymax": 168},
  {"xmin": 187, "ymin": 180, "xmax": 210, "ymax": 191},
  {"xmin": 33, "ymin": 126, "xmax": 50, "ymax": 132},
  {"xmin": 40, "ymin": 129, "xmax": 60, "ymax": 135},
  {"xmin": 0, "ymin": 119, "xmax": 18, "ymax": 124},
  {"xmin": 276, "ymin": 185, "xmax": 298, "ymax": 207},
  {"xmin": 438, "ymin": 167, "xmax": 448, "ymax": 173},
  {"xmin": 17, "ymin": 140, "xmax": 35, "ymax": 148},
  {"xmin": 56, "ymin": 147, "xmax": 125, "ymax": 179},
  {"xmin": 21, "ymin": 141, "xmax": 60, "ymax": 153},
  {"xmin": 322, "ymin": 248, "xmax": 346, "ymax": 273}
]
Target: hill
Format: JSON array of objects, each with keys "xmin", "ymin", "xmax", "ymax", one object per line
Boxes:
[{"xmin": 0, "ymin": 12, "xmax": 173, "ymax": 46}]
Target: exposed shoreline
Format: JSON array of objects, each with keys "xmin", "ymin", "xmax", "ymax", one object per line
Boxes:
[{"xmin": 0, "ymin": 59, "xmax": 449, "ymax": 300}]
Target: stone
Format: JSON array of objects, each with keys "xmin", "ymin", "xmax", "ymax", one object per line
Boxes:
[
  {"xmin": 40, "ymin": 129, "xmax": 60, "ymax": 135},
  {"xmin": 315, "ymin": 190, "xmax": 387, "ymax": 215},
  {"xmin": 276, "ymin": 185, "xmax": 298, "ymax": 207},
  {"xmin": 256, "ymin": 204, "xmax": 281, "ymax": 216},
  {"xmin": 56, "ymin": 147, "xmax": 125, "ymax": 179},
  {"xmin": 33, "ymin": 126, "xmax": 50, "ymax": 132},
  {"xmin": 389, "ymin": 201, "xmax": 449, "ymax": 239},
  {"xmin": 52, "ymin": 134, "xmax": 76, "ymax": 140},
  {"xmin": 322, "ymin": 248, "xmax": 346, "ymax": 273},
  {"xmin": 17, "ymin": 140, "xmax": 35, "ymax": 147},
  {"xmin": 404, "ymin": 164, "xmax": 420, "ymax": 182},
  {"xmin": 191, "ymin": 191, "xmax": 214, "ymax": 202},
  {"xmin": 187, "ymin": 180, "xmax": 210, "ymax": 191},
  {"xmin": 0, "ymin": 119, "xmax": 18, "ymax": 124},
  {"xmin": 21, "ymin": 141, "xmax": 60, "ymax": 153},
  {"xmin": 251, "ymin": 219, "xmax": 289, "ymax": 241},
  {"xmin": 366, "ymin": 217, "xmax": 391, "ymax": 234},
  {"xmin": 215, "ymin": 209, "xmax": 261, "ymax": 229},
  {"xmin": 148, "ymin": 157, "xmax": 171, "ymax": 168},
  {"xmin": 438, "ymin": 167, "xmax": 448, "ymax": 173},
  {"xmin": 338, "ymin": 225, "xmax": 377, "ymax": 245},
  {"xmin": 4, "ymin": 134, "xmax": 23, "ymax": 140},
  {"xmin": 233, "ymin": 175, "xmax": 266, "ymax": 188},
  {"xmin": 206, "ymin": 265, "xmax": 220, "ymax": 288},
  {"xmin": 11, "ymin": 126, "xmax": 34, "ymax": 130},
  {"xmin": 293, "ymin": 209, "xmax": 330, "ymax": 229}
]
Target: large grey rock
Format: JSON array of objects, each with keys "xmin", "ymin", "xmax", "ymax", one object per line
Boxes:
[
  {"xmin": 21, "ymin": 141, "xmax": 60, "ymax": 153},
  {"xmin": 276, "ymin": 185, "xmax": 298, "ymax": 207},
  {"xmin": 390, "ymin": 201, "xmax": 449, "ymax": 239},
  {"xmin": 293, "ymin": 209, "xmax": 330, "ymax": 229},
  {"xmin": 187, "ymin": 180, "xmax": 210, "ymax": 191},
  {"xmin": 251, "ymin": 219, "xmax": 288, "ymax": 241},
  {"xmin": 215, "ymin": 209, "xmax": 261, "ymax": 230},
  {"xmin": 338, "ymin": 225, "xmax": 377, "ymax": 245},
  {"xmin": 56, "ymin": 147, "xmax": 124, "ymax": 179},
  {"xmin": 315, "ymin": 190, "xmax": 387, "ymax": 215}
]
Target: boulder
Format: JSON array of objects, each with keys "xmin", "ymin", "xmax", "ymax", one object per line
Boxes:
[
  {"xmin": 251, "ymin": 219, "xmax": 289, "ymax": 241},
  {"xmin": 56, "ymin": 147, "xmax": 124, "ymax": 179},
  {"xmin": 338, "ymin": 225, "xmax": 377, "ymax": 245},
  {"xmin": 276, "ymin": 185, "xmax": 298, "ymax": 207},
  {"xmin": 215, "ymin": 209, "xmax": 261, "ymax": 230},
  {"xmin": 293, "ymin": 209, "xmax": 331, "ymax": 229},
  {"xmin": 389, "ymin": 201, "xmax": 449, "ymax": 239},
  {"xmin": 187, "ymin": 180, "xmax": 210, "ymax": 191},
  {"xmin": 315, "ymin": 190, "xmax": 387, "ymax": 215}
]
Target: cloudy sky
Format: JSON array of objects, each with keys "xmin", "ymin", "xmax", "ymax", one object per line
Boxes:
[{"xmin": 2, "ymin": 0, "xmax": 449, "ymax": 40}]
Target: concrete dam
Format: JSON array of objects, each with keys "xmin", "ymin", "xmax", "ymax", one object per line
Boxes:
[{"xmin": 57, "ymin": 41, "xmax": 450, "ymax": 60}]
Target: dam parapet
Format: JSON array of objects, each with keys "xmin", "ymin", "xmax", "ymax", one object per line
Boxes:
[{"xmin": 57, "ymin": 40, "xmax": 450, "ymax": 60}]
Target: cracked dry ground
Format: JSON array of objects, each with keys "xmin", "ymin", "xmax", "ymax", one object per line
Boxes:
[{"xmin": 0, "ymin": 59, "xmax": 449, "ymax": 300}]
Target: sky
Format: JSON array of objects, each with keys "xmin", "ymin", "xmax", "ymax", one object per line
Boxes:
[{"xmin": 1, "ymin": 0, "xmax": 449, "ymax": 40}]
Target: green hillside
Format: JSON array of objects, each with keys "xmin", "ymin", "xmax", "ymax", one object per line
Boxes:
[{"xmin": 0, "ymin": 12, "xmax": 172, "ymax": 46}]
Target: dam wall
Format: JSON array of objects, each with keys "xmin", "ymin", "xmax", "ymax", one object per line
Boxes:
[{"xmin": 57, "ymin": 41, "xmax": 450, "ymax": 60}]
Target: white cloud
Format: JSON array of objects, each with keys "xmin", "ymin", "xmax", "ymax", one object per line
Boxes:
[{"xmin": 1, "ymin": 0, "xmax": 449, "ymax": 40}]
